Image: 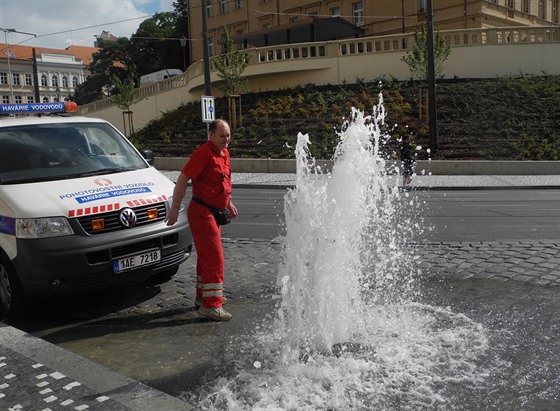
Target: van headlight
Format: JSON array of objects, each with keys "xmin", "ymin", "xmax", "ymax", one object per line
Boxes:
[{"xmin": 16, "ymin": 217, "xmax": 74, "ymax": 239}]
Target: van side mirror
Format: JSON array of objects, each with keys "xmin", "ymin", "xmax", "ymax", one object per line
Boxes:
[{"xmin": 141, "ymin": 149, "xmax": 154, "ymax": 166}]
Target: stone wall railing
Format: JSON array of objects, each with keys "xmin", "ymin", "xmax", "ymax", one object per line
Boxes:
[{"xmin": 78, "ymin": 26, "xmax": 560, "ymax": 119}]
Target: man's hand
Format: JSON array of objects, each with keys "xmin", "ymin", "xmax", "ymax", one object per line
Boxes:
[
  {"xmin": 227, "ymin": 200, "xmax": 238, "ymax": 219},
  {"xmin": 166, "ymin": 208, "xmax": 179, "ymax": 226}
]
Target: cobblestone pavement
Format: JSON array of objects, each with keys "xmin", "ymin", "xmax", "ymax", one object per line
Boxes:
[
  {"xmin": 2, "ymin": 238, "xmax": 559, "ymax": 410},
  {"xmin": 413, "ymin": 240, "xmax": 560, "ymax": 287}
]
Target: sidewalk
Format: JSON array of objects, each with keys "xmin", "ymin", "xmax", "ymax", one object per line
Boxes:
[
  {"xmin": 162, "ymin": 171, "xmax": 560, "ymax": 189},
  {"xmin": 0, "ymin": 324, "xmax": 196, "ymax": 410},
  {"xmin": 1, "ymin": 172, "xmax": 558, "ymax": 410}
]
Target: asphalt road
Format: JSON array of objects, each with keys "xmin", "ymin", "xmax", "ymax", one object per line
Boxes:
[{"xmin": 223, "ymin": 187, "xmax": 560, "ymax": 242}]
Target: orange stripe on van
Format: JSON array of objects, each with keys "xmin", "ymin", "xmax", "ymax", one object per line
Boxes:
[
  {"xmin": 67, "ymin": 196, "xmax": 167, "ymax": 218},
  {"xmin": 68, "ymin": 203, "xmax": 121, "ymax": 218}
]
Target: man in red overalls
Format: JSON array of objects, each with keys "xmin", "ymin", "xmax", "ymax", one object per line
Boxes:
[{"xmin": 166, "ymin": 119, "xmax": 238, "ymax": 321}]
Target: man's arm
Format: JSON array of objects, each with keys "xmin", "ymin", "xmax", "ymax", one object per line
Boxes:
[{"xmin": 165, "ymin": 172, "xmax": 191, "ymax": 226}]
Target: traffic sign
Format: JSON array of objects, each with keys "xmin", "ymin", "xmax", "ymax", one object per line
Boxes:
[{"xmin": 201, "ymin": 96, "xmax": 215, "ymax": 123}]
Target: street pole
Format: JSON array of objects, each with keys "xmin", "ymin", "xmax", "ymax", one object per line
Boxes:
[
  {"xmin": 32, "ymin": 48, "xmax": 40, "ymax": 103},
  {"xmin": 1, "ymin": 28, "xmax": 15, "ymax": 102},
  {"xmin": 401, "ymin": 0, "xmax": 406, "ymax": 49},
  {"xmin": 1, "ymin": 28, "xmax": 37, "ymax": 103},
  {"xmin": 200, "ymin": 0, "xmax": 212, "ymax": 97},
  {"xmin": 426, "ymin": 0, "xmax": 439, "ymax": 153},
  {"xmin": 180, "ymin": 36, "xmax": 187, "ymax": 72}
]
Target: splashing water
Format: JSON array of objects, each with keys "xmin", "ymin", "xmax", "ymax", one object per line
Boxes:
[
  {"xmin": 277, "ymin": 95, "xmax": 419, "ymax": 355},
  {"xmin": 196, "ymin": 95, "xmax": 492, "ymax": 410}
]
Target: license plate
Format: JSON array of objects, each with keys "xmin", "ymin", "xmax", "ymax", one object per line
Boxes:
[{"xmin": 113, "ymin": 249, "xmax": 161, "ymax": 273}]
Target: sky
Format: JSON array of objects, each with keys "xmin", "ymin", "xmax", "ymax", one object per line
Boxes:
[{"xmin": 0, "ymin": 0, "xmax": 175, "ymax": 50}]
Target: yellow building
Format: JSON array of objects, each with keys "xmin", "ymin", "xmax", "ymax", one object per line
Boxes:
[{"xmin": 187, "ymin": 0, "xmax": 559, "ymax": 62}]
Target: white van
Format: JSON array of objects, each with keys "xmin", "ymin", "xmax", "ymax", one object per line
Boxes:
[
  {"xmin": 0, "ymin": 102, "xmax": 192, "ymax": 319},
  {"xmin": 140, "ymin": 69, "xmax": 183, "ymax": 86}
]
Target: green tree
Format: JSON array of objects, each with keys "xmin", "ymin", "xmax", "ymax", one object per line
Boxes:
[
  {"xmin": 131, "ymin": 12, "xmax": 184, "ymax": 76},
  {"xmin": 213, "ymin": 28, "xmax": 250, "ymax": 96},
  {"xmin": 173, "ymin": 0, "xmax": 190, "ymax": 71},
  {"xmin": 71, "ymin": 37, "xmax": 134, "ymax": 105},
  {"xmin": 111, "ymin": 67, "xmax": 143, "ymax": 136},
  {"xmin": 71, "ymin": 74, "xmax": 106, "ymax": 105},
  {"xmin": 401, "ymin": 24, "xmax": 451, "ymax": 81},
  {"xmin": 111, "ymin": 67, "xmax": 142, "ymax": 111}
]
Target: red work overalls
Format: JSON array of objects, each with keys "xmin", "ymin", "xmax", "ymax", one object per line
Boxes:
[{"xmin": 181, "ymin": 141, "xmax": 231, "ymax": 309}]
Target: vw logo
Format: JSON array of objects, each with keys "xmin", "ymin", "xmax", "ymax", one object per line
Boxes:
[{"xmin": 119, "ymin": 208, "xmax": 137, "ymax": 228}]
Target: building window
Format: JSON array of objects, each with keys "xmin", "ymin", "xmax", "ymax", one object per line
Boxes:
[
  {"xmin": 219, "ymin": 0, "xmax": 228, "ymax": 14},
  {"xmin": 27, "ymin": 96, "xmax": 34, "ymax": 103},
  {"xmin": 507, "ymin": 0, "xmax": 514, "ymax": 8},
  {"xmin": 42, "ymin": 96, "xmax": 49, "ymax": 103},
  {"xmin": 289, "ymin": 16, "xmax": 299, "ymax": 23},
  {"xmin": 418, "ymin": 0, "xmax": 427, "ymax": 12},
  {"xmin": 521, "ymin": 0, "xmax": 529, "ymax": 13},
  {"xmin": 12, "ymin": 73, "xmax": 20, "ymax": 85},
  {"xmin": 205, "ymin": 0, "xmax": 213, "ymax": 18},
  {"xmin": 2, "ymin": 95, "xmax": 10, "ymax": 104},
  {"xmin": 330, "ymin": 6, "xmax": 341, "ymax": 17},
  {"xmin": 353, "ymin": 2, "xmax": 364, "ymax": 26},
  {"xmin": 41, "ymin": 75, "xmax": 48, "ymax": 86},
  {"xmin": 235, "ymin": 1, "xmax": 245, "ymax": 9},
  {"xmin": 62, "ymin": 76, "xmax": 69, "ymax": 87},
  {"xmin": 51, "ymin": 75, "xmax": 58, "ymax": 87},
  {"xmin": 25, "ymin": 73, "xmax": 33, "ymax": 86},
  {"xmin": 0, "ymin": 72, "xmax": 7, "ymax": 85},
  {"xmin": 72, "ymin": 76, "xmax": 79, "ymax": 88},
  {"xmin": 14, "ymin": 95, "xmax": 22, "ymax": 104},
  {"xmin": 236, "ymin": 28, "xmax": 245, "ymax": 49},
  {"xmin": 553, "ymin": 0, "xmax": 559, "ymax": 22},
  {"xmin": 538, "ymin": 0, "xmax": 546, "ymax": 18},
  {"xmin": 208, "ymin": 36, "xmax": 215, "ymax": 56}
]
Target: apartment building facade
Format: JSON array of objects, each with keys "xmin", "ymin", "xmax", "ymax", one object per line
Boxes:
[
  {"xmin": 0, "ymin": 44, "xmax": 98, "ymax": 105},
  {"xmin": 187, "ymin": 0, "xmax": 559, "ymax": 62}
]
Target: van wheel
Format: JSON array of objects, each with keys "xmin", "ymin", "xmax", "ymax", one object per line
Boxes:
[{"xmin": 0, "ymin": 254, "xmax": 27, "ymax": 320}]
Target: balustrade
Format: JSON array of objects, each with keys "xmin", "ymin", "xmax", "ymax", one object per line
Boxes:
[{"xmin": 78, "ymin": 26, "xmax": 559, "ymax": 116}]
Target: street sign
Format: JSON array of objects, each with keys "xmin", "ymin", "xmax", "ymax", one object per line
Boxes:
[{"xmin": 201, "ymin": 95, "xmax": 215, "ymax": 123}]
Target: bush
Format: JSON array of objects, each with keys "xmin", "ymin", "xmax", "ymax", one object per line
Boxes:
[{"xmin": 134, "ymin": 75, "xmax": 560, "ymax": 161}]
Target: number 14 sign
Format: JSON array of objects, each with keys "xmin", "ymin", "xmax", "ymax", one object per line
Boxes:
[{"xmin": 201, "ymin": 96, "xmax": 215, "ymax": 123}]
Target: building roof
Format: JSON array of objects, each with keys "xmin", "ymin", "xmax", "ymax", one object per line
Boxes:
[
  {"xmin": 0, "ymin": 43, "xmax": 99, "ymax": 65},
  {"xmin": 229, "ymin": 17, "xmax": 365, "ymax": 47}
]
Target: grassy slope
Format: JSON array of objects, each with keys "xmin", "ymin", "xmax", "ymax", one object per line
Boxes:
[{"xmin": 135, "ymin": 75, "xmax": 560, "ymax": 161}]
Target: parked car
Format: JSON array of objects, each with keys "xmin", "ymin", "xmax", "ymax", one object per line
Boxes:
[{"xmin": 0, "ymin": 102, "xmax": 192, "ymax": 319}]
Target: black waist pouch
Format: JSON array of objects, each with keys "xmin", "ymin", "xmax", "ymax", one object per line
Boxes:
[{"xmin": 192, "ymin": 197, "xmax": 231, "ymax": 225}]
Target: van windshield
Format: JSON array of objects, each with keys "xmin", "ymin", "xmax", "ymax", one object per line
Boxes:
[{"xmin": 0, "ymin": 122, "xmax": 149, "ymax": 184}]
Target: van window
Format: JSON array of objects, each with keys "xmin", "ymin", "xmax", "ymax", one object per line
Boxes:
[{"xmin": 0, "ymin": 122, "xmax": 149, "ymax": 184}]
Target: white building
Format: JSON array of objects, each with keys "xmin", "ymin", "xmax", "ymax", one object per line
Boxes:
[{"xmin": 0, "ymin": 43, "xmax": 98, "ymax": 104}]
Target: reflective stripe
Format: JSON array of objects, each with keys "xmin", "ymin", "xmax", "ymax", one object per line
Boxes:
[
  {"xmin": 202, "ymin": 290, "xmax": 223, "ymax": 298},
  {"xmin": 199, "ymin": 282, "xmax": 223, "ymax": 290}
]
